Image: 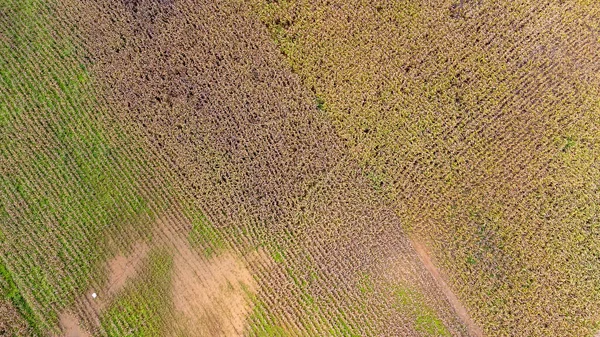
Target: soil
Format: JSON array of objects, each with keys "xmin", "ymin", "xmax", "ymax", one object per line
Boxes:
[
  {"xmin": 56, "ymin": 242, "xmax": 150, "ymax": 337},
  {"xmin": 105, "ymin": 242, "xmax": 149, "ymax": 296},
  {"xmin": 156, "ymin": 215, "xmax": 258, "ymax": 337},
  {"xmin": 59, "ymin": 213, "xmax": 258, "ymax": 336},
  {"xmin": 171, "ymin": 251, "xmax": 256, "ymax": 337},
  {"xmin": 58, "ymin": 313, "xmax": 91, "ymax": 337}
]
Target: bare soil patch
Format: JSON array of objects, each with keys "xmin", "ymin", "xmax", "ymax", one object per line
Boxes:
[
  {"xmin": 55, "ymin": 243, "xmax": 150, "ymax": 335},
  {"xmin": 154, "ymin": 215, "xmax": 258, "ymax": 337},
  {"xmin": 60, "ymin": 213, "xmax": 258, "ymax": 336},
  {"xmin": 171, "ymin": 251, "xmax": 256, "ymax": 337},
  {"xmin": 105, "ymin": 242, "xmax": 149, "ymax": 297},
  {"xmin": 58, "ymin": 313, "xmax": 91, "ymax": 337}
]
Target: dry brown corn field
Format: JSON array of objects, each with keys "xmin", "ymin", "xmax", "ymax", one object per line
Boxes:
[{"xmin": 0, "ymin": 0, "xmax": 598, "ymax": 336}]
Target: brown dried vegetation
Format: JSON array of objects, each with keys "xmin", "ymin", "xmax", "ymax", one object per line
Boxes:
[
  {"xmin": 61, "ymin": 0, "xmax": 473, "ymax": 335},
  {"xmin": 0, "ymin": 299, "xmax": 32, "ymax": 336}
]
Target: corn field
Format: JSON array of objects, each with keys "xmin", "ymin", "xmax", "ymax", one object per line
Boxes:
[{"xmin": 1, "ymin": 0, "xmax": 599, "ymax": 336}]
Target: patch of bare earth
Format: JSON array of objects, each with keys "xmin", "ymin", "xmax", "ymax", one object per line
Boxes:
[
  {"xmin": 411, "ymin": 240, "xmax": 483, "ymax": 337},
  {"xmin": 57, "ymin": 313, "xmax": 91, "ymax": 337},
  {"xmin": 155, "ymin": 215, "xmax": 258, "ymax": 337},
  {"xmin": 171, "ymin": 251, "xmax": 256, "ymax": 337},
  {"xmin": 59, "ymin": 214, "xmax": 258, "ymax": 337},
  {"xmin": 105, "ymin": 242, "xmax": 149, "ymax": 297},
  {"xmin": 57, "ymin": 243, "xmax": 150, "ymax": 335}
]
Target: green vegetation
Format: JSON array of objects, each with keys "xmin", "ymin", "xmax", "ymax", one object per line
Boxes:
[
  {"xmin": 393, "ymin": 284, "xmax": 451, "ymax": 336},
  {"xmin": 561, "ymin": 136, "xmax": 577, "ymax": 152},
  {"xmin": 357, "ymin": 273, "xmax": 374, "ymax": 295},
  {"xmin": 251, "ymin": 313, "xmax": 291, "ymax": 336},
  {"xmin": 271, "ymin": 247, "xmax": 286, "ymax": 264},
  {"xmin": 0, "ymin": 0, "xmax": 159, "ymax": 331},
  {"xmin": 247, "ymin": 292, "xmax": 295, "ymax": 337},
  {"xmin": 365, "ymin": 170, "xmax": 386, "ymax": 191},
  {"xmin": 248, "ymin": 291, "xmax": 361, "ymax": 337},
  {"xmin": 415, "ymin": 314, "xmax": 451, "ymax": 337},
  {"xmin": 316, "ymin": 96, "xmax": 326, "ymax": 111},
  {"xmin": 0, "ymin": 260, "xmax": 41, "ymax": 335},
  {"xmin": 186, "ymin": 208, "xmax": 225, "ymax": 257},
  {"xmin": 329, "ymin": 316, "xmax": 361, "ymax": 337},
  {"xmin": 254, "ymin": 324, "xmax": 291, "ymax": 337},
  {"xmin": 100, "ymin": 249, "xmax": 174, "ymax": 337}
]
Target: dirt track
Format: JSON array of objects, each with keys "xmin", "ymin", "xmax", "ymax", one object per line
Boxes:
[{"xmin": 412, "ymin": 240, "xmax": 483, "ymax": 337}]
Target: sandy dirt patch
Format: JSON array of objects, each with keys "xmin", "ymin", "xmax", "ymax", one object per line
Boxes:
[
  {"xmin": 155, "ymin": 215, "xmax": 258, "ymax": 337},
  {"xmin": 171, "ymin": 251, "xmax": 257, "ymax": 337},
  {"xmin": 58, "ymin": 313, "xmax": 91, "ymax": 337},
  {"xmin": 58, "ymin": 213, "xmax": 259, "ymax": 337},
  {"xmin": 57, "ymin": 243, "xmax": 150, "ymax": 335},
  {"xmin": 105, "ymin": 242, "xmax": 149, "ymax": 297}
]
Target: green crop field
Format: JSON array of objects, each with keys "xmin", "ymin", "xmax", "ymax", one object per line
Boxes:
[
  {"xmin": 1, "ymin": 0, "xmax": 598, "ymax": 336},
  {"xmin": 0, "ymin": 0, "xmax": 179, "ymax": 333}
]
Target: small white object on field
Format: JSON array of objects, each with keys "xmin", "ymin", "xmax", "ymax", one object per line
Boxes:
[{"xmin": 91, "ymin": 292, "xmax": 97, "ymax": 299}]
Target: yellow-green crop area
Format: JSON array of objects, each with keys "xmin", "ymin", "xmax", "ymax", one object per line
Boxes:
[
  {"xmin": 1, "ymin": 0, "xmax": 599, "ymax": 336},
  {"xmin": 253, "ymin": 0, "xmax": 600, "ymax": 336}
]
